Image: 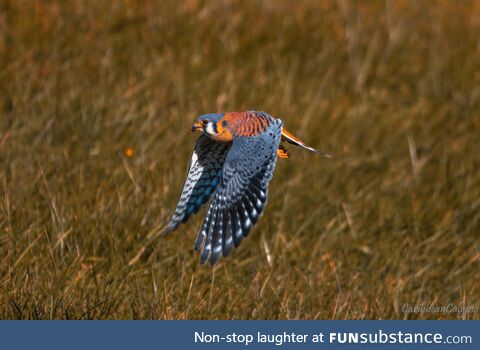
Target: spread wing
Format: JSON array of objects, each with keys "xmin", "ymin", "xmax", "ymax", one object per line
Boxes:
[
  {"xmin": 165, "ymin": 134, "xmax": 231, "ymax": 233},
  {"xmin": 195, "ymin": 119, "xmax": 283, "ymax": 264}
]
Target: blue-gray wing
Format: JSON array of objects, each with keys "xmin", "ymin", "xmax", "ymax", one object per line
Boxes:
[
  {"xmin": 165, "ymin": 134, "xmax": 231, "ymax": 233},
  {"xmin": 195, "ymin": 119, "xmax": 283, "ymax": 264}
]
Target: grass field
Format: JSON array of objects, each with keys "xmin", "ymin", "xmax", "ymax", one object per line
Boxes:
[{"xmin": 1, "ymin": 0, "xmax": 479, "ymax": 319}]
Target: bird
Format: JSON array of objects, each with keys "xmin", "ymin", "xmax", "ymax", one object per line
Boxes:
[{"xmin": 165, "ymin": 111, "xmax": 330, "ymax": 265}]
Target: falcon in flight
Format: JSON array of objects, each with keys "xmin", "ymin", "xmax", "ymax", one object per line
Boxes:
[{"xmin": 165, "ymin": 111, "xmax": 329, "ymax": 265}]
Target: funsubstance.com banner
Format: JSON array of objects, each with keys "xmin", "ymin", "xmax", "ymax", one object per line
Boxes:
[{"xmin": 0, "ymin": 320, "xmax": 476, "ymax": 350}]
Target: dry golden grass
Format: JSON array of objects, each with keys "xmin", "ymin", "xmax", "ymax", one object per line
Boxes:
[{"xmin": 0, "ymin": 0, "xmax": 479, "ymax": 319}]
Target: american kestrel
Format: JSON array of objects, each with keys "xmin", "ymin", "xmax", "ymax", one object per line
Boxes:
[{"xmin": 166, "ymin": 111, "xmax": 329, "ymax": 265}]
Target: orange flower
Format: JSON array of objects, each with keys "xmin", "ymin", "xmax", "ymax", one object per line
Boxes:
[{"xmin": 125, "ymin": 147, "xmax": 134, "ymax": 158}]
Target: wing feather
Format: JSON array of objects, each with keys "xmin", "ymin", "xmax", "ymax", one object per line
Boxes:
[
  {"xmin": 223, "ymin": 208, "xmax": 234, "ymax": 257},
  {"xmin": 196, "ymin": 118, "xmax": 283, "ymax": 264},
  {"xmin": 166, "ymin": 134, "xmax": 231, "ymax": 234}
]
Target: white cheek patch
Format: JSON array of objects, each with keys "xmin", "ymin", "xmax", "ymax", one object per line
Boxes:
[{"xmin": 205, "ymin": 123, "xmax": 216, "ymax": 136}]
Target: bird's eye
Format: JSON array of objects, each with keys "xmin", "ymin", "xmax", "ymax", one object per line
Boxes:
[{"xmin": 201, "ymin": 120, "xmax": 209, "ymax": 125}]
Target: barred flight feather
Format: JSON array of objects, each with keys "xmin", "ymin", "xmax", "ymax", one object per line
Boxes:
[
  {"xmin": 165, "ymin": 135, "xmax": 231, "ymax": 234},
  {"xmin": 196, "ymin": 118, "xmax": 282, "ymax": 264}
]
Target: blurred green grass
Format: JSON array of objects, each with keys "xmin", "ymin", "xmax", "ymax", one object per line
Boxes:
[{"xmin": 1, "ymin": 0, "xmax": 479, "ymax": 319}]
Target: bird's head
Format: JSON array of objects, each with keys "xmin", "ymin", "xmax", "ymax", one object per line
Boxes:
[{"xmin": 192, "ymin": 113, "xmax": 233, "ymax": 142}]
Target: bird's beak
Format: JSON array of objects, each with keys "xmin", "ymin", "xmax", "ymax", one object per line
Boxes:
[{"xmin": 191, "ymin": 122, "xmax": 203, "ymax": 132}]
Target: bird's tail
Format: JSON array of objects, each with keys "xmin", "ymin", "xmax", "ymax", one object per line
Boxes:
[{"xmin": 281, "ymin": 127, "xmax": 331, "ymax": 158}]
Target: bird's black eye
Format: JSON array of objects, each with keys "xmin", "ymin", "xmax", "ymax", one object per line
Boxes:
[{"xmin": 201, "ymin": 120, "xmax": 209, "ymax": 125}]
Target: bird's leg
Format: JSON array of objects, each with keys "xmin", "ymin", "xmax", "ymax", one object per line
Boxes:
[{"xmin": 277, "ymin": 144, "xmax": 290, "ymax": 159}]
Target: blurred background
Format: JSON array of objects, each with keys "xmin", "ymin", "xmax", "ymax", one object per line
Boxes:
[{"xmin": 0, "ymin": 0, "xmax": 479, "ymax": 319}]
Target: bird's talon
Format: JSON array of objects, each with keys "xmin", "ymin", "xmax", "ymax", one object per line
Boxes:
[{"xmin": 277, "ymin": 145, "xmax": 290, "ymax": 159}]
